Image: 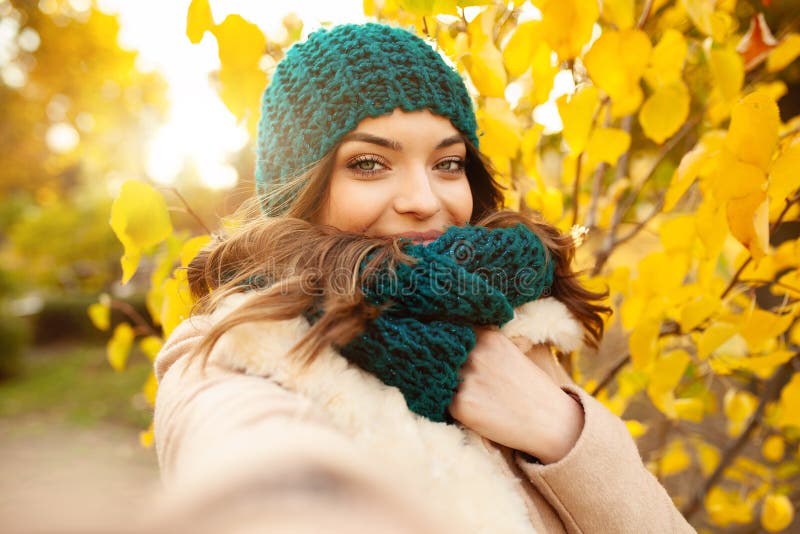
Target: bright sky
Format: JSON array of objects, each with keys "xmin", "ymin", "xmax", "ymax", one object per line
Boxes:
[
  {"xmin": 94, "ymin": 0, "xmax": 569, "ymax": 191},
  {"xmin": 96, "ymin": 0, "xmax": 366, "ymax": 190}
]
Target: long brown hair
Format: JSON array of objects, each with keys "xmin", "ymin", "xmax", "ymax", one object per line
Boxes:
[{"xmin": 187, "ymin": 139, "xmax": 609, "ymax": 367}]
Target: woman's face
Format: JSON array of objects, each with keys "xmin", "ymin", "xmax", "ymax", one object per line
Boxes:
[{"xmin": 317, "ymin": 109, "xmax": 474, "ymax": 245}]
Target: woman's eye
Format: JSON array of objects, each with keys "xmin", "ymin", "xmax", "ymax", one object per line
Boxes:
[
  {"xmin": 347, "ymin": 155, "xmax": 387, "ymax": 174},
  {"xmin": 356, "ymin": 160, "xmax": 380, "ymax": 171},
  {"xmin": 434, "ymin": 158, "xmax": 465, "ymax": 172}
]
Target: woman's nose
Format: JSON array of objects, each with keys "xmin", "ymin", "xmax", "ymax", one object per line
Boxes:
[{"xmin": 393, "ymin": 167, "xmax": 442, "ymax": 219}]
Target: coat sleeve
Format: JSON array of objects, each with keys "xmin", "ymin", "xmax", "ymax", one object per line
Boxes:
[
  {"xmin": 514, "ymin": 385, "xmax": 696, "ymax": 533},
  {"xmin": 150, "ymin": 316, "xmax": 454, "ymax": 534}
]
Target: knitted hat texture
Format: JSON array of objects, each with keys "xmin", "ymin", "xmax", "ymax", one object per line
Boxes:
[{"xmin": 256, "ymin": 23, "xmax": 479, "ymax": 215}]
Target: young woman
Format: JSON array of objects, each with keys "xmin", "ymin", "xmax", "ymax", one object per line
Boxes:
[{"xmin": 152, "ymin": 23, "xmax": 695, "ymax": 533}]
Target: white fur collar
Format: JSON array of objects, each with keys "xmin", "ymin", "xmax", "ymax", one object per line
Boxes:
[{"xmin": 207, "ymin": 294, "xmax": 580, "ymax": 533}]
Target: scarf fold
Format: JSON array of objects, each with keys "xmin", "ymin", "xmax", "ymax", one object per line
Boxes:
[{"xmin": 311, "ymin": 223, "xmax": 555, "ymax": 423}]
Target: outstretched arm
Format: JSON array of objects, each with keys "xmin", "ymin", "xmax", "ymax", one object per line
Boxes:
[{"xmin": 450, "ymin": 330, "xmax": 695, "ymax": 533}]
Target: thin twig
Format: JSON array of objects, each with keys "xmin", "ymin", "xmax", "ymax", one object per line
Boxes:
[
  {"xmin": 571, "ymin": 96, "xmax": 609, "ymax": 226},
  {"xmin": 780, "ymin": 124, "xmax": 800, "ymax": 139},
  {"xmin": 110, "ymin": 298, "xmax": 158, "ymax": 336},
  {"xmin": 636, "ymin": 0, "xmax": 654, "ymax": 29},
  {"xmin": 681, "ymin": 358, "xmax": 797, "ymax": 520},
  {"xmin": 592, "ymin": 116, "xmax": 699, "ymax": 275},
  {"xmin": 590, "ymin": 353, "xmax": 630, "ymax": 397},
  {"xmin": 162, "ymin": 187, "xmax": 212, "ymax": 234},
  {"xmin": 720, "ymin": 192, "xmax": 800, "ymax": 300}
]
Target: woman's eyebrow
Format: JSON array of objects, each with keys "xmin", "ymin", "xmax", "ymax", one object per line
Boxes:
[{"xmin": 339, "ymin": 133, "xmax": 466, "ymax": 152}]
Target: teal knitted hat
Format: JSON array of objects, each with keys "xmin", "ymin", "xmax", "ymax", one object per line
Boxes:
[{"xmin": 256, "ymin": 23, "xmax": 479, "ymax": 215}]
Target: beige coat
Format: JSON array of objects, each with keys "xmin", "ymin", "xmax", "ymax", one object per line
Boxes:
[{"xmin": 152, "ymin": 292, "xmax": 695, "ymax": 533}]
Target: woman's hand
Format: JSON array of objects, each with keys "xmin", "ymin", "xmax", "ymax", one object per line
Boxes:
[{"xmin": 448, "ymin": 327, "xmax": 584, "ymax": 464}]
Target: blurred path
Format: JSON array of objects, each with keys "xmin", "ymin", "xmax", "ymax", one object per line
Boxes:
[{"xmin": 0, "ymin": 415, "xmax": 159, "ymax": 532}]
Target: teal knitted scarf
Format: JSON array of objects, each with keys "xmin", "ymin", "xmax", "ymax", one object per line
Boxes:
[{"xmin": 308, "ymin": 223, "xmax": 554, "ymax": 423}]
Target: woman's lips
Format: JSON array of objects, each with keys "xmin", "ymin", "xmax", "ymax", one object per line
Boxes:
[{"xmin": 390, "ymin": 230, "xmax": 443, "ymax": 244}]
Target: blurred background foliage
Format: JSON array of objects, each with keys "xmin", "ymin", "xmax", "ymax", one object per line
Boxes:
[{"xmin": 2, "ymin": 0, "xmax": 800, "ymax": 532}]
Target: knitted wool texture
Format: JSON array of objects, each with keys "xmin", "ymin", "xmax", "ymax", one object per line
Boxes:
[
  {"xmin": 256, "ymin": 23, "xmax": 479, "ymax": 216},
  {"xmin": 309, "ymin": 223, "xmax": 554, "ymax": 423}
]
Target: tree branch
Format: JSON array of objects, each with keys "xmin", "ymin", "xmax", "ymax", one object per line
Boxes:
[
  {"xmin": 162, "ymin": 187, "xmax": 212, "ymax": 234},
  {"xmin": 681, "ymin": 358, "xmax": 797, "ymax": 521},
  {"xmin": 637, "ymin": 0, "xmax": 654, "ymax": 29},
  {"xmin": 721, "ymin": 191, "xmax": 800, "ymax": 300},
  {"xmin": 110, "ymin": 298, "xmax": 158, "ymax": 337},
  {"xmin": 591, "ymin": 116, "xmax": 698, "ymax": 275}
]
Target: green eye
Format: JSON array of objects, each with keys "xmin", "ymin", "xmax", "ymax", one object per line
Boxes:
[
  {"xmin": 435, "ymin": 159, "xmax": 465, "ymax": 172},
  {"xmin": 357, "ymin": 160, "xmax": 377, "ymax": 170}
]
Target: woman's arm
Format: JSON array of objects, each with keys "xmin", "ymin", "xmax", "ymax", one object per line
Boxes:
[
  {"xmin": 450, "ymin": 329, "xmax": 696, "ymax": 533},
  {"xmin": 152, "ymin": 318, "xmax": 456, "ymax": 534}
]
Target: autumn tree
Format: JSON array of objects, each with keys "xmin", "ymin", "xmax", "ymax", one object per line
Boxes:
[{"xmin": 0, "ymin": 0, "xmax": 167, "ymax": 294}]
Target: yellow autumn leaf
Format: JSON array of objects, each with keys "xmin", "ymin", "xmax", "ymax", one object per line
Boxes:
[
  {"xmin": 213, "ymin": 15, "xmax": 266, "ymax": 70},
  {"xmin": 629, "ymin": 317, "xmax": 660, "ymax": 371},
  {"xmin": 636, "ymin": 251, "xmax": 689, "ymax": 297},
  {"xmin": 762, "ymin": 435, "xmax": 785, "ymax": 462},
  {"xmin": 684, "ymin": 0, "xmax": 735, "ymax": 41},
  {"xmin": 398, "ymin": 0, "xmax": 458, "ymax": 16},
  {"xmin": 557, "ymin": 85, "xmax": 599, "ymax": 154},
  {"xmin": 660, "ymin": 216, "xmax": 696, "ymax": 255},
  {"xmin": 502, "ymin": 21, "xmax": 543, "ymax": 78},
  {"xmin": 724, "ymin": 91, "xmax": 780, "ymax": 172},
  {"xmin": 520, "ymin": 125, "xmax": 543, "ymax": 179},
  {"xmin": 107, "ymin": 322, "xmax": 134, "ymax": 372},
  {"xmin": 777, "ymin": 373, "xmax": 800, "ymax": 430},
  {"xmin": 724, "ymin": 389, "xmax": 758, "ymax": 437},
  {"xmin": 180, "ymin": 235, "xmax": 212, "ymax": 267},
  {"xmin": 110, "ymin": 181, "xmax": 174, "ymax": 284},
  {"xmin": 503, "ymin": 188, "xmax": 520, "ymax": 210},
  {"xmin": 639, "ymin": 81, "xmax": 690, "ymax": 144},
  {"xmin": 186, "ymin": 0, "xmax": 214, "ymax": 44},
  {"xmin": 707, "ymin": 44, "xmax": 744, "ymax": 121},
  {"xmin": 584, "ymin": 29, "xmax": 651, "ymax": 117},
  {"xmin": 161, "ymin": 269, "xmax": 195, "ymax": 338},
  {"xmin": 541, "ymin": 0, "xmax": 599, "ymax": 62},
  {"xmin": 211, "ymin": 15, "xmax": 268, "ymax": 134},
  {"xmin": 659, "ymin": 438, "xmax": 691, "ymax": 477},
  {"xmin": 767, "ymin": 33, "xmax": 800, "ymax": 73},
  {"xmin": 768, "ymin": 140, "xmax": 800, "ymax": 218},
  {"xmin": 727, "ymin": 191, "xmax": 769, "ymax": 260},
  {"xmin": 140, "ymin": 423, "xmax": 154, "ymax": 449},
  {"xmin": 680, "ymin": 294, "xmax": 720, "ymax": 332},
  {"xmin": 738, "ymin": 308, "xmax": 794, "ymax": 350},
  {"xmin": 762, "ymin": 494, "xmax": 795, "ymax": 532},
  {"xmin": 530, "ymin": 44, "xmax": 558, "ymax": 105},
  {"xmin": 87, "ymin": 299, "xmax": 110, "ymax": 332},
  {"xmin": 146, "ymin": 234, "xmax": 185, "ymax": 326},
  {"xmin": 647, "ymin": 350, "xmax": 691, "ymax": 418},
  {"xmin": 644, "ymin": 29, "xmax": 687, "ymax": 89},
  {"xmin": 674, "ymin": 397, "xmax": 705, "ymax": 422},
  {"xmin": 139, "ymin": 336, "xmax": 164, "ymax": 362},
  {"xmin": 524, "ymin": 186, "xmax": 564, "ymax": 223},
  {"xmin": 624, "ymin": 419, "xmax": 648, "ymax": 438},
  {"xmin": 601, "ymin": 0, "xmax": 634, "ymax": 30},
  {"xmin": 464, "ymin": 8, "xmax": 507, "ymax": 98},
  {"xmin": 586, "ymin": 127, "xmax": 631, "ymax": 167},
  {"xmin": 697, "ymin": 322, "xmax": 740, "ymax": 361},
  {"xmin": 465, "ymin": 43, "xmax": 506, "ymax": 98},
  {"xmin": 476, "ymin": 98, "xmax": 521, "ymax": 159},
  {"xmin": 709, "ymin": 152, "xmax": 766, "ymax": 204},
  {"xmin": 706, "ymin": 486, "xmax": 755, "ymax": 527},
  {"xmin": 143, "ymin": 370, "xmax": 158, "ymax": 408},
  {"xmin": 663, "ymin": 131, "xmax": 725, "ymax": 212},
  {"xmin": 693, "ymin": 439, "xmax": 720, "ymax": 476}
]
